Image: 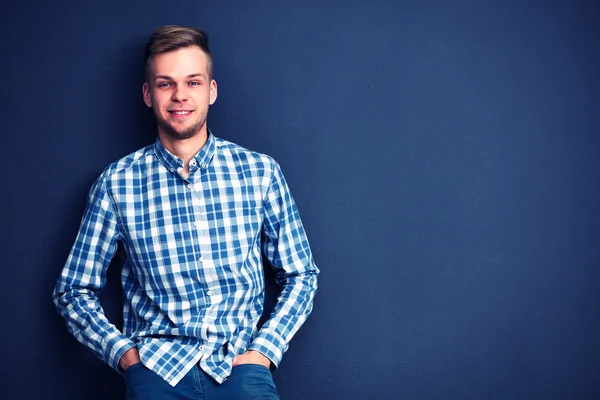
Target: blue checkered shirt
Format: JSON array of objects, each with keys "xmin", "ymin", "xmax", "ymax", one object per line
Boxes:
[{"xmin": 53, "ymin": 133, "xmax": 319, "ymax": 386}]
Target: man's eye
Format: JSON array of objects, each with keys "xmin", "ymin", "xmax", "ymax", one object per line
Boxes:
[
  {"xmin": 189, "ymin": 81, "xmax": 201, "ymax": 86},
  {"xmin": 157, "ymin": 82, "xmax": 171, "ymax": 88}
]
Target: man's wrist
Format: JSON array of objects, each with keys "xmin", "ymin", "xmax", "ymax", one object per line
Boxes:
[
  {"xmin": 119, "ymin": 347, "xmax": 140, "ymax": 371},
  {"xmin": 247, "ymin": 333, "xmax": 284, "ymax": 369}
]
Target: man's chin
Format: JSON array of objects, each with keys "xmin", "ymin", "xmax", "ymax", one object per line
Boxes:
[
  {"xmin": 158, "ymin": 121, "xmax": 205, "ymax": 141},
  {"xmin": 165, "ymin": 130, "xmax": 198, "ymax": 141},
  {"xmin": 170, "ymin": 131, "xmax": 198, "ymax": 140}
]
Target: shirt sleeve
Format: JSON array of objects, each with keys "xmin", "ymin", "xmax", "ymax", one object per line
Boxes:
[
  {"xmin": 247, "ymin": 161, "xmax": 320, "ymax": 367},
  {"xmin": 52, "ymin": 177, "xmax": 136, "ymax": 372}
]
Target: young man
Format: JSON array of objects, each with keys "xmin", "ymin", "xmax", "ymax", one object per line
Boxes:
[{"xmin": 53, "ymin": 25, "xmax": 319, "ymax": 400}]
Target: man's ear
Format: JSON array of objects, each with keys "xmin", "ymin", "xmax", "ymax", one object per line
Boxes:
[
  {"xmin": 142, "ymin": 82, "xmax": 152, "ymax": 107},
  {"xmin": 209, "ymin": 79, "xmax": 218, "ymax": 105}
]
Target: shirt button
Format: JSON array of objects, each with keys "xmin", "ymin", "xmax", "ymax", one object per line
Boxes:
[
  {"xmin": 198, "ymin": 256, "xmax": 204, "ymax": 262},
  {"xmin": 190, "ymin": 160, "xmax": 197, "ymax": 166},
  {"xmin": 188, "ymin": 184, "xmax": 194, "ymax": 190},
  {"xmin": 201, "ymin": 162, "xmax": 207, "ymax": 169},
  {"xmin": 206, "ymin": 290, "xmax": 212, "ymax": 296},
  {"xmin": 199, "ymin": 345, "xmax": 204, "ymax": 351},
  {"xmin": 169, "ymin": 167, "xmax": 174, "ymax": 172}
]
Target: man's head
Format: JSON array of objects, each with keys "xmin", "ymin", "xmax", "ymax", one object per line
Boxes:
[
  {"xmin": 144, "ymin": 25, "xmax": 213, "ymax": 81},
  {"xmin": 143, "ymin": 25, "xmax": 218, "ymax": 142}
]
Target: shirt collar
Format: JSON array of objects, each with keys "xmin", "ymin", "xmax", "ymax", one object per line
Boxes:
[{"xmin": 153, "ymin": 131, "xmax": 217, "ymax": 175}]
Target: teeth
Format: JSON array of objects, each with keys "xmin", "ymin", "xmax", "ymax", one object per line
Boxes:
[{"xmin": 172, "ymin": 111, "xmax": 190, "ymax": 115}]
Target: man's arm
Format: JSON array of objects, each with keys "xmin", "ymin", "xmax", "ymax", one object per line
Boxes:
[
  {"xmin": 52, "ymin": 177, "xmax": 137, "ymax": 372},
  {"xmin": 245, "ymin": 161, "xmax": 320, "ymax": 368}
]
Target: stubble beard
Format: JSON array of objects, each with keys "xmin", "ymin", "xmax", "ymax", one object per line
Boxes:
[{"xmin": 156, "ymin": 111, "xmax": 208, "ymax": 141}]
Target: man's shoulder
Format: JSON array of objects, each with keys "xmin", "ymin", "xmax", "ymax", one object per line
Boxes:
[
  {"xmin": 215, "ymin": 137, "xmax": 278, "ymax": 170},
  {"xmin": 98, "ymin": 143, "xmax": 155, "ymax": 181}
]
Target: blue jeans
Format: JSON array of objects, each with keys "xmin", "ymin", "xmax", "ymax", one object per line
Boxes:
[{"xmin": 124, "ymin": 363, "xmax": 280, "ymax": 400}]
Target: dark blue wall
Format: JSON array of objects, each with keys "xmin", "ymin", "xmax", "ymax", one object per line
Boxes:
[{"xmin": 2, "ymin": 1, "xmax": 599, "ymax": 399}]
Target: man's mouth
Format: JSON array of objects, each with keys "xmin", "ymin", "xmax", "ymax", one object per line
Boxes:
[{"xmin": 168, "ymin": 110, "xmax": 193, "ymax": 115}]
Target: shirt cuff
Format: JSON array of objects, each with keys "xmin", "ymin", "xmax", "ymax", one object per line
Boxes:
[
  {"xmin": 102, "ymin": 332, "xmax": 137, "ymax": 373},
  {"xmin": 247, "ymin": 331, "xmax": 287, "ymax": 369}
]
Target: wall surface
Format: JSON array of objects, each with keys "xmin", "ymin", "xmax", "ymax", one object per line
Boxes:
[{"xmin": 2, "ymin": 1, "xmax": 599, "ymax": 399}]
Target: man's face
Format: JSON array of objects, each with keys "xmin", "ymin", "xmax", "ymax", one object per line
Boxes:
[{"xmin": 143, "ymin": 46, "xmax": 217, "ymax": 141}]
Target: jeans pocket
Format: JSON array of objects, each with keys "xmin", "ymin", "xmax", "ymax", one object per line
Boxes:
[
  {"xmin": 124, "ymin": 362, "xmax": 145, "ymax": 377},
  {"xmin": 233, "ymin": 363, "xmax": 270, "ymax": 371},
  {"xmin": 230, "ymin": 364, "xmax": 279, "ymax": 399}
]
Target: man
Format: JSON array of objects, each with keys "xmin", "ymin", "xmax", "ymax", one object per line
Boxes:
[{"xmin": 53, "ymin": 25, "xmax": 319, "ymax": 400}]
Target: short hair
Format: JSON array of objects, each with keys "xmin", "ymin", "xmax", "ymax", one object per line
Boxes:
[{"xmin": 144, "ymin": 25, "xmax": 213, "ymax": 81}]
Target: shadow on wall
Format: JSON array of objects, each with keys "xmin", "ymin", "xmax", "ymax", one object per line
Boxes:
[
  {"xmin": 112, "ymin": 38, "xmax": 158, "ymax": 151},
  {"xmin": 42, "ymin": 39, "xmax": 159, "ymax": 399}
]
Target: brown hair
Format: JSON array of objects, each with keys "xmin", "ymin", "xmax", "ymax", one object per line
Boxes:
[{"xmin": 144, "ymin": 25, "xmax": 213, "ymax": 81}]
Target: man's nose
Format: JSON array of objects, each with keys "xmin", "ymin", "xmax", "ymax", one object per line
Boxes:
[{"xmin": 171, "ymin": 86, "xmax": 188, "ymax": 102}]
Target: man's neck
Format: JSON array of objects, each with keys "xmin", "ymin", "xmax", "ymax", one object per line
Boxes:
[{"xmin": 158, "ymin": 129, "xmax": 208, "ymax": 178}]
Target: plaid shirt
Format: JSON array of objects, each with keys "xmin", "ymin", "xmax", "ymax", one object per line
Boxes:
[{"xmin": 53, "ymin": 133, "xmax": 319, "ymax": 387}]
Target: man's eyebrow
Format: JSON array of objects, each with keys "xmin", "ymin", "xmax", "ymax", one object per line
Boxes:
[{"xmin": 154, "ymin": 73, "xmax": 206, "ymax": 80}]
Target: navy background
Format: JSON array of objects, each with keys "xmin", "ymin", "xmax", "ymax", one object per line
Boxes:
[{"xmin": 2, "ymin": 1, "xmax": 599, "ymax": 399}]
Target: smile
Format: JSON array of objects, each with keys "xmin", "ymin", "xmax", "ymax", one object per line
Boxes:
[{"xmin": 169, "ymin": 110, "xmax": 193, "ymax": 115}]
